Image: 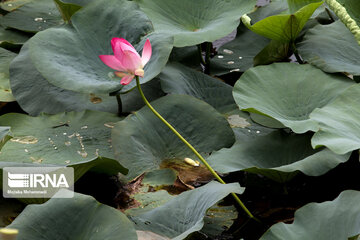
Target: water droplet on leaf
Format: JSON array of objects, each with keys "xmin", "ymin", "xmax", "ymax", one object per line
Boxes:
[{"xmin": 223, "ymin": 49, "xmax": 233, "ymax": 54}]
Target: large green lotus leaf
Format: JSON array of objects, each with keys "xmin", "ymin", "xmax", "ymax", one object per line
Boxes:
[
  {"xmin": 246, "ymin": 2, "xmax": 323, "ymax": 42},
  {"xmin": 1, "ymin": 0, "xmax": 63, "ymax": 32},
  {"xmin": 298, "ymin": 21, "xmax": 360, "ymax": 75},
  {"xmin": 112, "ymin": 94, "xmax": 235, "ymax": 180},
  {"xmin": 132, "ymin": 181, "xmax": 244, "ymax": 240},
  {"xmin": 0, "ymin": 110, "xmax": 127, "ymax": 180},
  {"xmin": 0, "ymin": 0, "xmax": 32, "ymax": 11},
  {"xmin": 260, "ymin": 190, "xmax": 360, "ymax": 239},
  {"xmin": 0, "ymin": 48, "xmax": 15, "ymax": 102},
  {"xmin": 10, "ymin": 42, "xmax": 164, "ymax": 115},
  {"xmin": 10, "ymin": 43, "xmax": 116, "ymax": 115},
  {"xmin": 0, "ymin": 0, "xmax": 92, "ymax": 11},
  {"xmin": 0, "ymin": 25, "xmax": 29, "ymax": 46},
  {"xmin": 310, "ymin": 84, "xmax": 360, "ymax": 155},
  {"xmin": 233, "ymin": 63, "xmax": 354, "ymax": 133},
  {"xmin": 7, "ymin": 190, "xmax": 137, "ymax": 240},
  {"xmin": 207, "ymin": 131, "xmax": 350, "ymax": 182},
  {"xmin": 337, "ymin": 0, "xmax": 360, "ymax": 26},
  {"xmin": 159, "ymin": 63, "xmax": 236, "ymax": 113},
  {"xmin": 286, "ymin": 0, "xmax": 323, "ymax": 13},
  {"xmin": 135, "ymin": 0, "xmax": 256, "ymax": 47},
  {"xmin": 27, "ymin": 0, "xmax": 173, "ymax": 94}
]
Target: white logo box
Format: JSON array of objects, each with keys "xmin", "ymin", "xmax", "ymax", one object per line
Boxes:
[{"xmin": 3, "ymin": 167, "xmax": 74, "ymax": 198}]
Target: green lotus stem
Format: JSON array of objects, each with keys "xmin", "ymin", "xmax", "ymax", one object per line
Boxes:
[
  {"xmin": 135, "ymin": 76, "xmax": 256, "ymax": 220},
  {"xmin": 324, "ymin": 0, "xmax": 360, "ymax": 45},
  {"xmin": 116, "ymin": 94, "xmax": 122, "ymax": 116}
]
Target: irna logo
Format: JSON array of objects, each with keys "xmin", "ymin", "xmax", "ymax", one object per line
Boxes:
[
  {"xmin": 3, "ymin": 167, "xmax": 74, "ymax": 198},
  {"xmin": 7, "ymin": 172, "xmax": 69, "ymax": 188}
]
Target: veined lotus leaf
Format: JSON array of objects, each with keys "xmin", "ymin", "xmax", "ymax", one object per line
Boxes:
[
  {"xmin": 112, "ymin": 94, "xmax": 235, "ymax": 180},
  {"xmin": 244, "ymin": 2, "xmax": 323, "ymax": 42},
  {"xmin": 298, "ymin": 21, "xmax": 360, "ymax": 75},
  {"xmin": 311, "ymin": 84, "xmax": 360, "ymax": 154},
  {"xmin": 0, "ymin": 110, "xmax": 127, "ymax": 183},
  {"xmin": 7, "ymin": 190, "xmax": 138, "ymax": 240},
  {"xmin": 159, "ymin": 63, "xmax": 236, "ymax": 113},
  {"xmin": 1, "ymin": 0, "xmax": 63, "ymax": 32},
  {"xmin": 134, "ymin": 0, "xmax": 257, "ymax": 47},
  {"xmin": 0, "ymin": 25, "xmax": 29, "ymax": 46},
  {"xmin": 0, "ymin": 48, "xmax": 16, "ymax": 102},
  {"xmin": 260, "ymin": 190, "xmax": 360, "ymax": 239},
  {"xmin": 132, "ymin": 181, "xmax": 244, "ymax": 240},
  {"xmin": 0, "ymin": 0, "xmax": 32, "ymax": 11},
  {"xmin": 26, "ymin": 0, "xmax": 173, "ymax": 94},
  {"xmin": 286, "ymin": 0, "xmax": 323, "ymax": 13},
  {"xmin": 233, "ymin": 63, "xmax": 354, "ymax": 133},
  {"xmin": 207, "ymin": 131, "xmax": 350, "ymax": 182},
  {"xmin": 10, "ymin": 43, "xmax": 164, "ymax": 115}
]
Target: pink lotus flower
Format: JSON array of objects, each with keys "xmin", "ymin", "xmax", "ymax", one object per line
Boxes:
[{"xmin": 99, "ymin": 38, "xmax": 152, "ymax": 85}]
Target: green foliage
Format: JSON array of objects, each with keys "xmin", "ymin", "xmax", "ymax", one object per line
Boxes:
[
  {"xmin": 112, "ymin": 94, "xmax": 234, "ymax": 180},
  {"xmin": 233, "ymin": 63, "xmax": 354, "ymax": 133},
  {"xmin": 208, "ymin": 131, "xmax": 350, "ymax": 182},
  {"xmin": 135, "ymin": 0, "xmax": 257, "ymax": 47},
  {"xmin": 132, "ymin": 181, "xmax": 244, "ymax": 240},
  {"xmin": 260, "ymin": 190, "xmax": 360, "ymax": 239},
  {"xmin": 245, "ymin": 2, "xmax": 323, "ymax": 42},
  {"xmin": 0, "ymin": 110, "xmax": 127, "ymax": 182},
  {"xmin": 7, "ymin": 190, "xmax": 138, "ymax": 240},
  {"xmin": 298, "ymin": 20, "xmax": 360, "ymax": 75},
  {"xmin": 2, "ymin": 0, "xmax": 360, "ymax": 239},
  {"xmin": 53, "ymin": 0, "xmax": 82, "ymax": 23}
]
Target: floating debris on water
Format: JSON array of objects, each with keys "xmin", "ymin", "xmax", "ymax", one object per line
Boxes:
[
  {"xmin": 217, "ymin": 55, "xmax": 224, "ymax": 59},
  {"xmin": 239, "ymin": 56, "xmax": 243, "ymax": 59},
  {"xmin": 81, "ymin": 126, "xmax": 88, "ymax": 129},
  {"xmin": 24, "ymin": 149, "xmax": 29, "ymax": 153},
  {"xmin": 65, "ymin": 160, "xmax": 71, "ymax": 164},
  {"xmin": 227, "ymin": 61, "xmax": 235, "ymax": 64},
  {"xmin": 34, "ymin": 17, "xmax": 43, "ymax": 22},
  {"xmin": 65, "ymin": 141, "xmax": 71, "ymax": 146},
  {"xmin": 230, "ymin": 69, "xmax": 240, "ymax": 72},
  {"xmin": 256, "ymin": 130, "xmax": 261, "ymax": 134}
]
